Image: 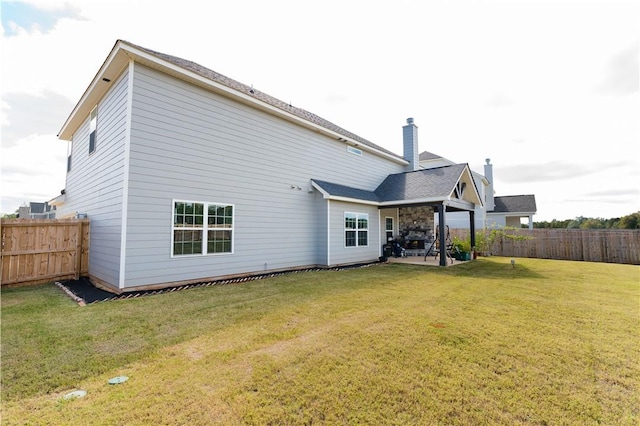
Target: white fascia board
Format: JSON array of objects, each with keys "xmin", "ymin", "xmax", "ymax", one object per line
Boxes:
[
  {"xmin": 310, "ymin": 180, "xmax": 331, "ymax": 198},
  {"xmin": 138, "ymin": 52, "xmax": 408, "ymax": 164},
  {"xmin": 158, "ymin": 59, "xmax": 407, "ymax": 164},
  {"xmin": 470, "ymin": 169, "xmax": 490, "ymax": 187},
  {"xmin": 310, "ymin": 181, "xmax": 380, "ymax": 206},
  {"xmin": 325, "ymin": 195, "xmax": 380, "ymax": 206},
  {"xmin": 58, "ymin": 40, "xmax": 130, "ymax": 140},
  {"xmin": 456, "ymin": 164, "xmax": 484, "ymax": 206},
  {"xmin": 379, "ymin": 197, "xmax": 475, "ymax": 211},
  {"xmin": 335, "ymin": 196, "xmax": 379, "ymax": 206},
  {"xmin": 487, "ymin": 211, "xmax": 536, "ymax": 216},
  {"xmin": 446, "ymin": 198, "xmax": 476, "ymax": 211},
  {"xmin": 59, "ymin": 41, "xmax": 407, "ymax": 166},
  {"xmin": 48, "ymin": 193, "xmax": 66, "ymax": 206},
  {"xmin": 379, "ymin": 197, "xmax": 446, "ymax": 207}
]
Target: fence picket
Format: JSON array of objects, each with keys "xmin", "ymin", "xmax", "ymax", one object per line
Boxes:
[
  {"xmin": 1, "ymin": 219, "xmax": 90, "ymax": 286},
  {"xmin": 450, "ymin": 228, "xmax": 640, "ymax": 265}
]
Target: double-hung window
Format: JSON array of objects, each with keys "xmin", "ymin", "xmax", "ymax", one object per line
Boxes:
[
  {"xmin": 89, "ymin": 106, "xmax": 97, "ymax": 154},
  {"xmin": 385, "ymin": 217, "xmax": 394, "ymax": 242},
  {"xmin": 172, "ymin": 201, "xmax": 234, "ymax": 256},
  {"xmin": 345, "ymin": 212, "xmax": 368, "ymax": 247}
]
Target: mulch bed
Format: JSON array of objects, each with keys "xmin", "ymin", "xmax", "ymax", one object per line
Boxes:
[
  {"xmin": 57, "ymin": 278, "xmax": 118, "ymax": 303},
  {"xmin": 56, "ymin": 262, "xmax": 380, "ymax": 305}
]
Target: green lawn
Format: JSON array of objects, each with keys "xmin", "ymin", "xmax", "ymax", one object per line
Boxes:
[{"xmin": 2, "ymin": 257, "xmax": 638, "ymax": 425}]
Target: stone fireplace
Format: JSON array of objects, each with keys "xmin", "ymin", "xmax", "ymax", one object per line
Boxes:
[{"xmin": 398, "ymin": 206, "xmax": 435, "ymax": 250}]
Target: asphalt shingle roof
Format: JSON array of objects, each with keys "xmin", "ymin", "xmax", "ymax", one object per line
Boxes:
[
  {"xmin": 311, "ymin": 180, "xmax": 379, "ymax": 202},
  {"xmin": 418, "ymin": 151, "xmax": 442, "ymax": 161},
  {"xmin": 492, "ymin": 195, "xmax": 537, "ymax": 213},
  {"xmin": 123, "ymin": 40, "xmax": 402, "ymax": 161},
  {"xmin": 312, "ymin": 164, "xmax": 467, "ymax": 204},
  {"xmin": 375, "ymin": 165, "xmax": 466, "ymax": 202}
]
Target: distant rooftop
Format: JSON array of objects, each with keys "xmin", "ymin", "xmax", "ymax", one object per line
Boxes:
[
  {"xmin": 492, "ymin": 195, "xmax": 537, "ymax": 213},
  {"xmin": 418, "ymin": 151, "xmax": 443, "ymax": 161}
]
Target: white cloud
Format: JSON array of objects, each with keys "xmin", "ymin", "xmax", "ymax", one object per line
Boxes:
[
  {"xmin": 596, "ymin": 42, "xmax": 640, "ymax": 95},
  {"xmin": 1, "ymin": 133, "xmax": 67, "ymax": 213},
  {"xmin": 1, "ymin": 0, "xmax": 639, "ymax": 221}
]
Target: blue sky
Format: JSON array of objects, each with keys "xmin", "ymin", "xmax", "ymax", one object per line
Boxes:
[
  {"xmin": 1, "ymin": 0, "xmax": 639, "ymax": 221},
  {"xmin": 1, "ymin": 0, "xmax": 79, "ymax": 35}
]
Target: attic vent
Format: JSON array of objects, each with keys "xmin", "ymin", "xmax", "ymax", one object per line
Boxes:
[
  {"xmin": 347, "ymin": 146, "xmax": 362, "ymax": 156},
  {"xmin": 454, "ymin": 182, "xmax": 466, "ymax": 199}
]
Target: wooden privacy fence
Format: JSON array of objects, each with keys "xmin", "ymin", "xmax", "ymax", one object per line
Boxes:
[
  {"xmin": 1, "ymin": 218, "xmax": 90, "ymax": 286},
  {"xmin": 450, "ymin": 228, "xmax": 640, "ymax": 265}
]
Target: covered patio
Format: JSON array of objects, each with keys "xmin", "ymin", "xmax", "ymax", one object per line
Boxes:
[
  {"xmin": 376, "ymin": 163, "xmax": 484, "ymax": 266},
  {"xmin": 313, "ymin": 162, "xmax": 484, "ymax": 267},
  {"xmin": 387, "ymin": 254, "xmax": 469, "ymax": 266}
]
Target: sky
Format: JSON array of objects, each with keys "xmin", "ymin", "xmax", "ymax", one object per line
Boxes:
[{"xmin": 1, "ymin": 0, "xmax": 638, "ymax": 222}]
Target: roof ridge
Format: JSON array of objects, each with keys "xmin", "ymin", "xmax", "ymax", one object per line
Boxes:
[{"xmin": 390, "ymin": 163, "xmax": 467, "ymax": 176}]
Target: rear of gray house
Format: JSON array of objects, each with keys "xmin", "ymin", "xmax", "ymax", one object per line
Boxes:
[{"xmin": 53, "ymin": 40, "xmax": 482, "ymax": 292}]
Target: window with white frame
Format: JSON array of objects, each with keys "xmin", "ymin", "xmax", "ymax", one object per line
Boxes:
[
  {"xmin": 172, "ymin": 201, "xmax": 234, "ymax": 256},
  {"xmin": 385, "ymin": 217, "xmax": 394, "ymax": 242},
  {"xmin": 345, "ymin": 212, "xmax": 368, "ymax": 247},
  {"xmin": 89, "ymin": 106, "xmax": 97, "ymax": 154}
]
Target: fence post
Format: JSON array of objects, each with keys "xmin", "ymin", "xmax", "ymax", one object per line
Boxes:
[{"xmin": 75, "ymin": 221, "xmax": 82, "ymax": 280}]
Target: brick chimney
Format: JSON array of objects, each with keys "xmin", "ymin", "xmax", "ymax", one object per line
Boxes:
[
  {"xmin": 484, "ymin": 158, "xmax": 495, "ymax": 211},
  {"xmin": 403, "ymin": 117, "xmax": 419, "ymax": 171}
]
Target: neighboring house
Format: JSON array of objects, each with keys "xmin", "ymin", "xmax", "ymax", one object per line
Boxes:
[
  {"xmin": 419, "ymin": 153, "xmax": 536, "ymax": 229},
  {"xmin": 17, "ymin": 202, "xmax": 56, "ymax": 219},
  {"xmin": 54, "ymin": 40, "xmax": 482, "ymax": 292},
  {"xmin": 489, "ymin": 194, "xmax": 537, "ymax": 229}
]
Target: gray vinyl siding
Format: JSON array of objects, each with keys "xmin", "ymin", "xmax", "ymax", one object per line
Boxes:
[
  {"xmin": 314, "ymin": 193, "xmax": 329, "ymax": 265},
  {"xmin": 121, "ymin": 64, "xmax": 402, "ymax": 288},
  {"xmin": 327, "ymin": 200, "xmax": 381, "ymax": 266},
  {"xmin": 57, "ymin": 69, "xmax": 129, "ymax": 288}
]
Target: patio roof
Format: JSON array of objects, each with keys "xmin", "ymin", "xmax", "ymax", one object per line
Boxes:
[{"xmin": 312, "ymin": 164, "xmax": 483, "ymax": 210}]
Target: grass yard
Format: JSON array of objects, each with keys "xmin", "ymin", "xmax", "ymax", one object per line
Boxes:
[{"xmin": 1, "ymin": 257, "xmax": 639, "ymax": 425}]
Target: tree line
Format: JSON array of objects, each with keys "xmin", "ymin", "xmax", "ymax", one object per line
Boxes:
[{"xmin": 533, "ymin": 212, "xmax": 640, "ymax": 229}]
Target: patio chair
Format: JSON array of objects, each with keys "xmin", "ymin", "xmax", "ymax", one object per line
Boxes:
[{"xmin": 427, "ymin": 226, "xmax": 455, "ymax": 264}]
